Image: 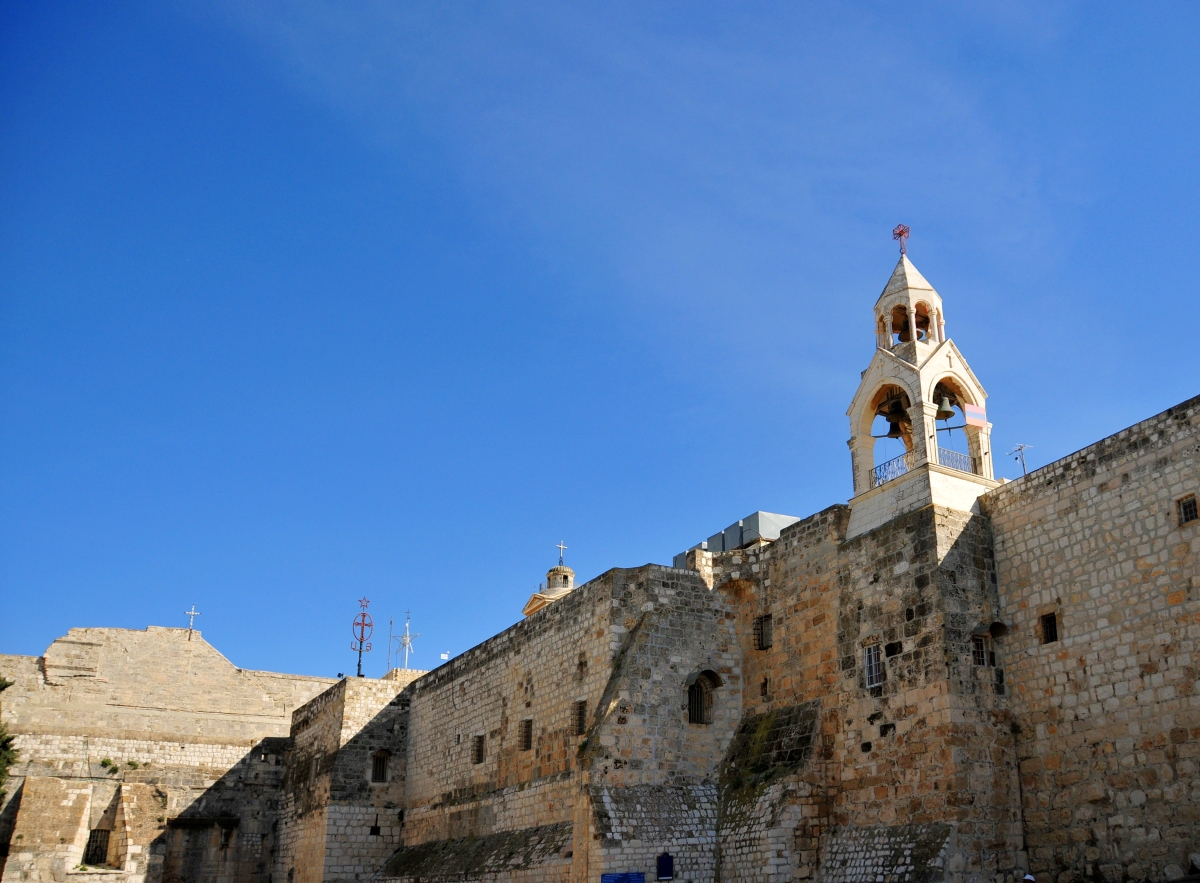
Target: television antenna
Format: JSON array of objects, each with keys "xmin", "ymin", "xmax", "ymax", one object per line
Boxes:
[
  {"xmin": 1008, "ymin": 444, "xmax": 1032, "ymax": 476},
  {"xmin": 392, "ymin": 611, "xmax": 420, "ymax": 670}
]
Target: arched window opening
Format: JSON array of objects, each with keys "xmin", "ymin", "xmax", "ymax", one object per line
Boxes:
[
  {"xmin": 685, "ymin": 670, "xmax": 721, "ymax": 725},
  {"xmin": 870, "ymin": 386, "xmax": 913, "ymax": 486},
  {"xmin": 371, "ymin": 750, "xmax": 391, "ymax": 783},
  {"xmin": 889, "ymin": 305, "xmax": 910, "ymax": 344},
  {"xmin": 932, "ymin": 380, "xmax": 980, "ymax": 475},
  {"xmin": 913, "ymin": 303, "xmax": 933, "ymax": 341}
]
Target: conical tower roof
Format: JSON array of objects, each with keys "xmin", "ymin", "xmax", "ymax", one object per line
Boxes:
[{"xmin": 877, "ymin": 255, "xmax": 935, "ymax": 303}]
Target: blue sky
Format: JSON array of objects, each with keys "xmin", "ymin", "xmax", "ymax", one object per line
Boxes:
[{"xmin": 2, "ymin": 3, "xmax": 1197, "ymax": 677}]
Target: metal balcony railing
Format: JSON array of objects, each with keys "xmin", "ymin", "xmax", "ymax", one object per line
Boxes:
[
  {"xmin": 872, "ymin": 452, "xmax": 914, "ymax": 487},
  {"xmin": 938, "ymin": 447, "xmax": 973, "ymax": 474}
]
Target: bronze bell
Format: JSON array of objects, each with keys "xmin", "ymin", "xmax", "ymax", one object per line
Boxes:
[
  {"xmin": 935, "ymin": 397, "xmax": 955, "ymax": 421},
  {"xmin": 886, "ymin": 420, "xmax": 904, "ymax": 439}
]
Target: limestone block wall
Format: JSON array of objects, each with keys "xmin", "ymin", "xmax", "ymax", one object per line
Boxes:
[
  {"xmin": 0, "ymin": 627, "xmax": 332, "ymax": 882},
  {"xmin": 384, "ymin": 565, "xmax": 738, "ymax": 883},
  {"xmin": 399, "ymin": 570, "xmax": 613, "ymax": 863},
  {"xmin": 707, "ymin": 500, "xmax": 1022, "ymax": 883},
  {"xmin": 582, "ymin": 567, "xmax": 741, "ymax": 883},
  {"xmin": 984, "ymin": 393, "xmax": 1200, "ymax": 881}
]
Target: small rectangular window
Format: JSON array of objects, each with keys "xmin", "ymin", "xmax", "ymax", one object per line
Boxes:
[
  {"xmin": 864, "ymin": 644, "xmax": 884, "ymax": 690},
  {"xmin": 519, "ymin": 719, "xmax": 533, "ymax": 751},
  {"xmin": 1179, "ymin": 494, "xmax": 1198, "ymax": 526},
  {"xmin": 760, "ymin": 677, "xmax": 769, "ymax": 699},
  {"xmin": 1040, "ymin": 612, "xmax": 1059, "ymax": 644},
  {"xmin": 753, "ymin": 614, "xmax": 773, "ymax": 650},
  {"xmin": 371, "ymin": 753, "xmax": 389, "ymax": 783},
  {"xmin": 972, "ymin": 635, "xmax": 988, "ymax": 666},
  {"xmin": 574, "ymin": 700, "xmax": 588, "ymax": 736},
  {"xmin": 472, "ymin": 735, "xmax": 485, "ymax": 764}
]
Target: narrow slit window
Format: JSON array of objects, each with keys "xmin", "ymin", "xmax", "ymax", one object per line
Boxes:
[
  {"xmin": 972, "ymin": 635, "xmax": 988, "ymax": 666},
  {"xmin": 520, "ymin": 719, "xmax": 533, "ymax": 752},
  {"xmin": 753, "ymin": 614, "xmax": 773, "ymax": 650},
  {"xmin": 864, "ymin": 644, "xmax": 884, "ymax": 690},
  {"xmin": 1179, "ymin": 494, "xmax": 1198, "ymax": 526},
  {"xmin": 371, "ymin": 751, "xmax": 389, "ymax": 783},
  {"xmin": 471, "ymin": 735, "xmax": 485, "ymax": 764},
  {"xmin": 760, "ymin": 677, "xmax": 769, "ymax": 699},
  {"xmin": 574, "ymin": 700, "xmax": 588, "ymax": 736},
  {"xmin": 1040, "ymin": 612, "xmax": 1059, "ymax": 644}
]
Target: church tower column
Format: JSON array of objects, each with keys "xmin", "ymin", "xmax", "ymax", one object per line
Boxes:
[
  {"xmin": 909, "ymin": 402, "xmax": 937, "ymax": 467},
  {"xmin": 906, "ymin": 304, "xmax": 918, "ymax": 343},
  {"xmin": 849, "ymin": 436, "xmax": 875, "ymax": 495}
]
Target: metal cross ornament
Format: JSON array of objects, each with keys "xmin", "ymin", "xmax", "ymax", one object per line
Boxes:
[
  {"xmin": 556, "ymin": 541, "xmax": 568, "ymax": 566},
  {"xmin": 351, "ymin": 597, "xmax": 374, "ymax": 678},
  {"xmin": 892, "ymin": 224, "xmax": 910, "ymax": 255},
  {"xmin": 184, "ymin": 605, "xmax": 201, "ymax": 641}
]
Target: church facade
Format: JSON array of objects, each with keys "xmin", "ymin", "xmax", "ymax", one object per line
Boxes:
[{"xmin": 2, "ymin": 256, "xmax": 1198, "ymax": 883}]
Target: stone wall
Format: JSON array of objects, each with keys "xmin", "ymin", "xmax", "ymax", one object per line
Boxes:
[
  {"xmin": 378, "ymin": 565, "xmax": 739, "ymax": 883},
  {"xmin": 0, "ymin": 627, "xmax": 332, "ymax": 882},
  {"xmin": 702, "ymin": 495, "xmax": 1023, "ymax": 883},
  {"xmin": 984, "ymin": 393, "xmax": 1200, "ymax": 881},
  {"xmin": 275, "ymin": 675, "xmax": 422, "ymax": 883}
]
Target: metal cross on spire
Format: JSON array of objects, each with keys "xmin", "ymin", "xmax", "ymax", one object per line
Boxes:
[
  {"xmin": 892, "ymin": 223, "xmax": 910, "ymax": 255},
  {"xmin": 556, "ymin": 541, "xmax": 568, "ymax": 566},
  {"xmin": 184, "ymin": 605, "xmax": 201, "ymax": 641}
]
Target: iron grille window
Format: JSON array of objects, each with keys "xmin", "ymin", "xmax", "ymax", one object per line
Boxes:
[
  {"xmin": 574, "ymin": 700, "xmax": 588, "ymax": 736},
  {"xmin": 520, "ymin": 719, "xmax": 533, "ymax": 751},
  {"xmin": 753, "ymin": 614, "xmax": 773, "ymax": 650},
  {"xmin": 1040, "ymin": 612, "xmax": 1059, "ymax": 644},
  {"xmin": 1180, "ymin": 494, "xmax": 1199, "ymax": 526},
  {"xmin": 371, "ymin": 752, "xmax": 389, "ymax": 783},
  {"xmin": 687, "ymin": 678, "xmax": 714, "ymax": 724},
  {"xmin": 972, "ymin": 635, "xmax": 988, "ymax": 666},
  {"xmin": 471, "ymin": 735, "xmax": 485, "ymax": 764},
  {"xmin": 864, "ymin": 644, "xmax": 884, "ymax": 690},
  {"xmin": 83, "ymin": 829, "xmax": 110, "ymax": 866}
]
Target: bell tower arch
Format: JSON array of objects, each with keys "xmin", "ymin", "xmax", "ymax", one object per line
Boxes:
[{"xmin": 845, "ymin": 255, "xmax": 999, "ymax": 538}]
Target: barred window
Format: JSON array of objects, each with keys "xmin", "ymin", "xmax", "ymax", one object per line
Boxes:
[
  {"xmin": 753, "ymin": 614, "xmax": 773, "ymax": 650},
  {"xmin": 1179, "ymin": 494, "xmax": 1199, "ymax": 526},
  {"xmin": 371, "ymin": 751, "xmax": 389, "ymax": 783},
  {"xmin": 83, "ymin": 829, "xmax": 110, "ymax": 866},
  {"xmin": 519, "ymin": 719, "xmax": 533, "ymax": 752},
  {"xmin": 472, "ymin": 735, "xmax": 485, "ymax": 764},
  {"xmin": 1040, "ymin": 612, "xmax": 1059, "ymax": 644},
  {"xmin": 864, "ymin": 644, "xmax": 884, "ymax": 690},
  {"xmin": 687, "ymin": 677, "xmax": 714, "ymax": 724},
  {"xmin": 574, "ymin": 700, "xmax": 588, "ymax": 736},
  {"xmin": 972, "ymin": 635, "xmax": 988, "ymax": 666}
]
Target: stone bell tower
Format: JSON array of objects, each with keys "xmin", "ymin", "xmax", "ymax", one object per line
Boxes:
[{"xmin": 845, "ymin": 254, "xmax": 1000, "ymax": 538}]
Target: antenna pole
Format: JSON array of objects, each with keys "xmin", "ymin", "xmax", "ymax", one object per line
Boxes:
[{"xmin": 1008, "ymin": 444, "xmax": 1032, "ymax": 476}]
